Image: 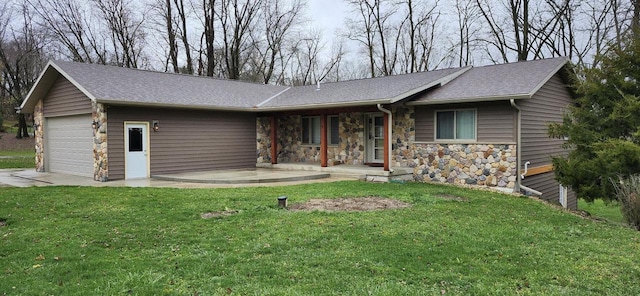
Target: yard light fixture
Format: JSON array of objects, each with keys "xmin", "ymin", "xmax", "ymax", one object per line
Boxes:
[
  {"xmin": 152, "ymin": 120, "xmax": 159, "ymax": 132},
  {"xmin": 278, "ymin": 196, "xmax": 288, "ymax": 208},
  {"xmin": 91, "ymin": 120, "xmax": 100, "ymax": 130}
]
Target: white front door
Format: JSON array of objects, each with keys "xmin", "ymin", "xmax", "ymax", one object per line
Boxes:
[
  {"xmin": 366, "ymin": 113, "xmax": 385, "ymax": 164},
  {"xmin": 125, "ymin": 123, "xmax": 149, "ymax": 179}
]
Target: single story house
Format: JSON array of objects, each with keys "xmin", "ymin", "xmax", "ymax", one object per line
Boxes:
[{"xmin": 19, "ymin": 57, "xmax": 577, "ymax": 209}]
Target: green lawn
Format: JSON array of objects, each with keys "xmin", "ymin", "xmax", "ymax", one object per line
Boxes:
[
  {"xmin": 1, "ymin": 182, "xmax": 639, "ymax": 295},
  {"xmin": 579, "ymin": 199, "xmax": 625, "ymax": 224},
  {"xmin": 0, "ymin": 150, "xmax": 34, "ymax": 169}
]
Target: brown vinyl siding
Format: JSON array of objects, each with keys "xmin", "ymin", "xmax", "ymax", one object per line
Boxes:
[
  {"xmin": 414, "ymin": 101, "xmax": 515, "ymax": 143},
  {"xmin": 43, "ymin": 76, "xmax": 92, "ymax": 117},
  {"xmin": 519, "ymin": 73, "xmax": 574, "ymax": 207},
  {"xmin": 107, "ymin": 106, "xmax": 256, "ymax": 180},
  {"xmin": 567, "ymin": 189, "xmax": 577, "ymax": 210},
  {"xmin": 522, "ymin": 172, "xmax": 577, "ymax": 210}
]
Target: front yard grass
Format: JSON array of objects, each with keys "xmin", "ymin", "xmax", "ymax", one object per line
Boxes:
[
  {"xmin": 579, "ymin": 199, "xmax": 625, "ymax": 224},
  {"xmin": 0, "ymin": 150, "xmax": 34, "ymax": 169},
  {"xmin": 1, "ymin": 181, "xmax": 639, "ymax": 295}
]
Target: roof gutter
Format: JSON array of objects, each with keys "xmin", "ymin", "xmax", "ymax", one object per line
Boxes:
[
  {"xmin": 377, "ymin": 104, "xmax": 394, "ymax": 173},
  {"xmin": 510, "ymin": 98, "xmax": 521, "ymax": 193},
  {"xmin": 407, "ymin": 95, "xmax": 530, "ymax": 106},
  {"xmin": 257, "ymin": 99, "xmax": 390, "ymax": 112}
]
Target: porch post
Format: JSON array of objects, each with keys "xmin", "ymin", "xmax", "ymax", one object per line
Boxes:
[
  {"xmin": 383, "ymin": 112, "xmax": 390, "ymax": 171},
  {"xmin": 270, "ymin": 116, "xmax": 278, "ymax": 164},
  {"xmin": 320, "ymin": 114, "xmax": 328, "ymax": 167}
]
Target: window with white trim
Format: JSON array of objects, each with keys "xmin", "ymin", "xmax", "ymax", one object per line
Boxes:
[
  {"xmin": 436, "ymin": 109, "xmax": 476, "ymax": 140},
  {"xmin": 301, "ymin": 116, "xmax": 340, "ymax": 145}
]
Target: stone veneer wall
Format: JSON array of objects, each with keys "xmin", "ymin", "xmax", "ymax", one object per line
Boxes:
[
  {"xmin": 329, "ymin": 112, "xmax": 365, "ymax": 165},
  {"xmin": 34, "ymin": 100, "xmax": 45, "ymax": 172},
  {"xmin": 92, "ymin": 102, "xmax": 108, "ymax": 181},
  {"xmin": 410, "ymin": 144, "xmax": 518, "ymax": 188},
  {"xmin": 256, "ymin": 117, "xmax": 273, "ymax": 163},
  {"xmin": 256, "ymin": 113, "xmax": 366, "ymax": 165},
  {"xmin": 391, "ymin": 106, "xmax": 415, "ymax": 165},
  {"xmin": 255, "ymin": 107, "xmax": 517, "ymax": 189},
  {"xmin": 391, "ymin": 105, "xmax": 517, "ymax": 189}
]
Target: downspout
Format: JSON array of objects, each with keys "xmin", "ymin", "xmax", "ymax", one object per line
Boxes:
[
  {"xmin": 377, "ymin": 104, "xmax": 394, "ymax": 173},
  {"xmin": 510, "ymin": 99, "xmax": 521, "ymax": 193}
]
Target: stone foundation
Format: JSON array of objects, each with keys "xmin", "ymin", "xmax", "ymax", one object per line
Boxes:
[{"xmin": 410, "ymin": 144, "xmax": 517, "ymax": 188}]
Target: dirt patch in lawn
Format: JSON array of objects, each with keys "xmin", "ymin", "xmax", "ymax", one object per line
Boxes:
[
  {"xmin": 288, "ymin": 197, "xmax": 411, "ymax": 212},
  {"xmin": 201, "ymin": 210, "xmax": 239, "ymax": 219},
  {"xmin": 435, "ymin": 193, "xmax": 469, "ymax": 202},
  {"xmin": 0, "ymin": 133, "xmax": 34, "ymax": 151}
]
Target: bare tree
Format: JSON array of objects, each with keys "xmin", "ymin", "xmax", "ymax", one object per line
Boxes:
[
  {"xmin": 27, "ymin": 0, "xmax": 107, "ymax": 63},
  {"xmin": 369, "ymin": 0, "xmax": 400, "ymax": 76},
  {"xmin": 287, "ymin": 31, "xmax": 345, "ymax": 85},
  {"xmin": 173, "ymin": 0, "xmax": 193, "ymax": 74},
  {"xmin": 251, "ymin": 0, "xmax": 303, "ymax": 84},
  {"xmin": 200, "ymin": 0, "xmax": 217, "ymax": 76},
  {"xmin": 397, "ymin": 0, "xmax": 442, "ymax": 72},
  {"xmin": 474, "ymin": 0, "xmax": 571, "ymax": 63},
  {"xmin": 94, "ymin": 0, "xmax": 147, "ymax": 68},
  {"xmin": 219, "ymin": 0, "xmax": 262, "ymax": 80},
  {"xmin": 151, "ymin": 0, "xmax": 180, "ymax": 72},
  {"xmin": 346, "ymin": 0, "xmax": 377, "ymax": 77},
  {"xmin": 451, "ymin": 0, "xmax": 480, "ymax": 66},
  {"xmin": 0, "ymin": 2, "xmax": 47, "ymax": 138}
]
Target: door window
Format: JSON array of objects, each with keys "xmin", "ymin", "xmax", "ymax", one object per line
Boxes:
[{"xmin": 128, "ymin": 128, "xmax": 143, "ymax": 152}]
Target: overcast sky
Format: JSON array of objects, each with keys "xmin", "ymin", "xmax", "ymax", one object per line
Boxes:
[{"xmin": 307, "ymin": 0, "xmax": 349, "ymax": 40}]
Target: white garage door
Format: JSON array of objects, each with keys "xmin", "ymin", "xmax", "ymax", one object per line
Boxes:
[{"xmin": 46, "ymin": 115, "xmax": 94, "ymax": 177}]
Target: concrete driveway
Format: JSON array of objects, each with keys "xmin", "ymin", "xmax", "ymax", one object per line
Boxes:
[{"xmin": 0, "ymin": 169, "xmax": 355, "ymax": 188}]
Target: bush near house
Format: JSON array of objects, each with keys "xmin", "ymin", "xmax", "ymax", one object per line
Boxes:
[{"xmin": 612, "ymin": 174, "xmax": 640, "ymax": 231}]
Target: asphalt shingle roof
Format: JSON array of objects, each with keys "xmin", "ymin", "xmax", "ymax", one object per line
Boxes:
[
  {"xmin": 258, "ymin": 67, "xmax": 468, "ymax": 109},
  {"xmin": 52, "ymin": 60, "xmax": 288, "ymax": 109},
  {"xmin": 20, "ymin": 57, "xmax": 570, "ymax": 113},
  {"xmin": 411, "ymin": 57, "xmax": 570, "ymax": 104}
]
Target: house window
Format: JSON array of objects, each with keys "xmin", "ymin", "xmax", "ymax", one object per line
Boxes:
[
  {"xmin": 302, "ymin": 115, "xmax": 340, "ymax": 145},
  {"xmin": 436, "ymin": 109, "xmax": 476, "ymax": 140},
  {"xmin": 302, "ymin": 116, "xmax": 321, "ymax": 145},
  {"xmin": 329, "ymin": 115, "xmax": 339, "ymax": 145}
]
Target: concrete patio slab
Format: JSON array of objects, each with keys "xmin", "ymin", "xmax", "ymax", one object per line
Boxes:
[
  {"xmin": 0, "ymin": 168, "xmax": 356, "ymax": 188},
  {"xmin": 153, "ymin": 168, "xmax": 331, "ymax": 184}
]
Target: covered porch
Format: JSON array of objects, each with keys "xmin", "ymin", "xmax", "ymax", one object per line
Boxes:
[{"xmin": 257, "ymin": 105, "xmax": 400, "ymax": 177}]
